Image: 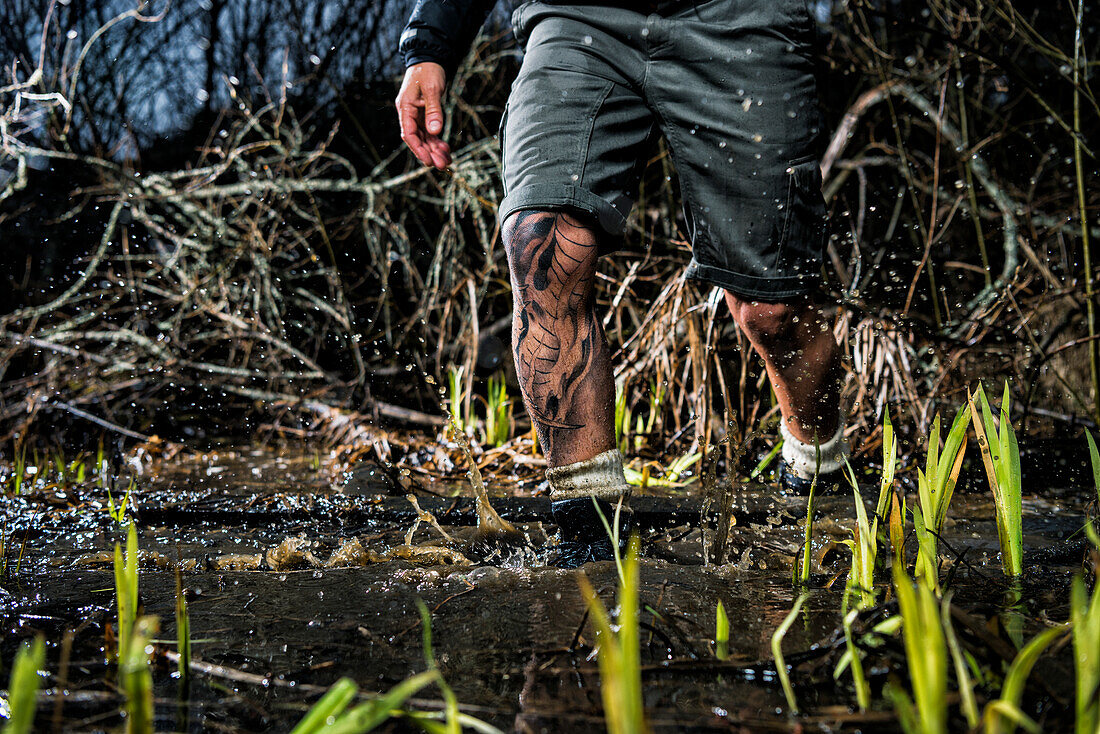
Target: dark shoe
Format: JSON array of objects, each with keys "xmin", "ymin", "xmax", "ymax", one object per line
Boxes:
[
  {"xmin": 777, "ymin": 459, "xmax": 845, "ymax": 497},
  {"xmin": 549, "ymin": 497, "xmax": 634, "ymax": 569}
]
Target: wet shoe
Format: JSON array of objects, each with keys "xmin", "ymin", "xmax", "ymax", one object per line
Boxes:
[
  {"xmin": 549, "ymin": 497, "xmax": 634, "ymax": 569},
  {"xmin": 777, "ymin": 459, "xmax": 845, "ymax": 496}
]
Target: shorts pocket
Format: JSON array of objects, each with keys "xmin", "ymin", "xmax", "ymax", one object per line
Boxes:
[
  {"xmin": 777, "ymin": 158, "xmax": 827, "ymax": 270},
  {"xmin": 511, "ymin": 2, "xmax": 538, "ymax": 47}
]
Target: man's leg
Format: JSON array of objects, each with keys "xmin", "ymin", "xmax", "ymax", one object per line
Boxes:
[
  {"xmin": 724, "ymin": 293, "xmax": 847, "ymax": 480},
  {"xmin": 503, "ymin": 209, "xmax": 631, "ymax": 565},
  {"xmin": 503, "ymin": 210, "xmax": 616, "ymax": 468}
]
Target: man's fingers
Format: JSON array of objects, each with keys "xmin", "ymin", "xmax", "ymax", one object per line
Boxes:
[
  {"xmin": 426, "ymin": 137, "xmax": 452, "ymax": 168},
  {"xmin": 423, "ymin": 90, "xmax": 444, "ymax": 136},
  {"xmin": 400, "ymin": 127, "xmax": 432, "ymax": 166}
]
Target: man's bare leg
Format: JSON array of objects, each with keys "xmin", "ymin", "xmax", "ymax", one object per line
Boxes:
[
  {"xmin": 724, "ymin": 293, "xmax": 845, "ymax": 475},
  {"xmin": 503, "ymin": 210, "xmax": 630, "ymax": 565},
  {"xmin": 503, "ymin": 210, "xmax": 618, "ymax": 469}
]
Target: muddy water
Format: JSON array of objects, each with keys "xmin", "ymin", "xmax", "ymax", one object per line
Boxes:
[{"xmin": 2, "ymin": 446, "xmax": 1092, "ymax": 732}]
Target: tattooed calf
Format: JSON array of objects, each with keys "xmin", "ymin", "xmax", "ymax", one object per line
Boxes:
[{"xmin": 504, "ymin": 211, "xmax": 610, "ymax": 455}]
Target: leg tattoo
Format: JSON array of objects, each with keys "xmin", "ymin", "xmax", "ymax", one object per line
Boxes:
[{"xmin": 504, "ymin": 211, "xmax": 616, "ymax": 464}]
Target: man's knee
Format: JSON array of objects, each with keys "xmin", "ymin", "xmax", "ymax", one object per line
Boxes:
[
  {"xmin": 725, "ymin": 293, "xmax": 806, "ymax": 348},
  {"xmin": 503, "ymin": 210, "xmax": 600, "ymax": 288}
]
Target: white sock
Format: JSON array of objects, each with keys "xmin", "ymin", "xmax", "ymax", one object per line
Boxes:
[
  {"xmin": 546, "ymin": 448, "xmax": 632, "ymax": 500},
  {"xmin": 780, "ymin": 421, "xmax": 849, "ymax": 479}
]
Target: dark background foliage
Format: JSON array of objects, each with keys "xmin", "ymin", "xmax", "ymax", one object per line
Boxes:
[{"xmin": 0, "ymin": 0, "xmax": 1097, "ymax": 450}]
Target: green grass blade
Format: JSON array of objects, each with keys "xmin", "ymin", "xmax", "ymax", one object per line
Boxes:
[
  {"xmin": 893, "ymin": 567, "xmax": 947, "ymax": 734},
  {"xmin": 985, "ymin": 625, "xmax": 1067, "ymax": 734},
  {"xmin": 4, "ymin": 636, "xmax": 45, "ymax": 734},
  {"xmin": 175, "ymin": 569, "xmax": 191, "ymax": 685},
  {"xmin": 984, "ymin": 701, "xmax": 1042, "ymax": 734},
  {"xmin": 842, "ymin": 609, "xmax": 871, "ymax": 711},
  {"xmin": 1070, "ymin": 573, "xmax": 1100, "ymax": 734},
  {"xmin": 715, "ymin": 601, "xmax": 729, "ymax": 661},
  {"xmin": 289, "ymin": 678, "xmax": 359, "ymax": 734},
  {"xmin": 321, "ymin": 671, "xmax": 447, "ymax": 734},
  {"xmin": 886, "ymin": 683, "xmax": 920, "ymax": 734},
  {"xmin": 928, "ymin": 414, "xmax": 942, "ymax": 484},
  {"xmin": 846, "ymin": 461, "xmax": 876, "ymax": 609},
  {"xmin": 942, "ymin": 593, "xmax": 980, "ymax": 729},
  {"xmin": 577, "ymin": 535, "xmax": 647, "ymax": 734},
  {"xmin": 121, "ymin": 616, "xmax": 158, "ymax": 734},
  {"xmin": 771, "ymin": 593, "xmax": 810, "ymax": 715},
  {"xmin": 876, "ymin": 409, "xmax": 898, "ymax": 523}
]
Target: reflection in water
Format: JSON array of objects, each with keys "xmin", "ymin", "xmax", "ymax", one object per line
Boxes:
[{"xmin": 2, "ymin": 445, "xmax": 1092, "ymax": 731}]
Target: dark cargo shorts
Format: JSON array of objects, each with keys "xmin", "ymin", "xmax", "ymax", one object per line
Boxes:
[{"xmin": 499, "ymin": 0, "xmax": 828, "ymax": 301}]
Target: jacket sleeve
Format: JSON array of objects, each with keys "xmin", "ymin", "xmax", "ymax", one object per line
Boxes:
[{"xmin": 399, "ymin": 0, "xmax": 498, "ymax": 78}]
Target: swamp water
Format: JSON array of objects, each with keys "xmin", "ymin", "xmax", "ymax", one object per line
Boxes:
[{"xmin": 1, "ymin": 444, "xmax": 1093, "ymax": 732}]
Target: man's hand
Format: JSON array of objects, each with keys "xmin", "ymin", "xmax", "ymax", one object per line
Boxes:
[{"xmin": 396, "ymin": 62, "xmax": 452, "ymax": 170}]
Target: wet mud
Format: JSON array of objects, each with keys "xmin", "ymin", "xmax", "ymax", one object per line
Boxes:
[{"xmin": 2, "ymin": 446, "xmax": 1094, "ymax": 732}]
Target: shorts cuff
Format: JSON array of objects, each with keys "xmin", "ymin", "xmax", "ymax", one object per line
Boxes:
[
  {"xmin": 499, "ymin": 184, "xmax": 628, "ymax": 235},
  {"xmin": 685, "ymin": 259, "xmax": 819, "ymax": 302}
]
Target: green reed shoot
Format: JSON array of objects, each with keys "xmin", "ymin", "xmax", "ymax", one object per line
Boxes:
[
  {"xmin": 839, "ymin": 608, "xmax": 871, "ymax": 711},
  {"xmin": 969, "ymin": 382, "xmax": 1024, "ymax": 578},
  {"xmin": 937, "ymin": 594, "xmax": 981, "ymax": 730},
  {"xmin": 914, "ymin": 404, "xmax": 971, "ymax": 591},
  {"xmin": 446, "ymin": 365, "xmax": 470, "ymax": 436},
  {"xmin": 96, "ymin": 438, "xmax": 107, "ymax": 487},
  {"xmin": 416, "ymin": 600, "xmax": 460, "ymax": 734},
  {"xmin": 982, "ymin": 624, "xmax": 1067, "ymax": 734},
  {"xmin": 940, "ymin": 593, "xmax": 980, "ymax": 730},
  {"xmin": 8, "ymin": 442, "xmax": 27, "ymax": 495},
  {"xmin": 120, "ymin": 616, "xmax": 158, "ymax": 734},
  {"xmin": 877, "ymin": 410, "xmax": 900, "ymax": 540},
  {"xmin": 591, "ymin": 497, "xmax": 629, "ymax": 584},
  {"xmin": 175, "ymin": 569, "xmax": 191, "ymax": 687},
  {"xmin": 1085, "ymin": 430, "xmax": 1100, "ymax": 513},
  {"xmin": 749, "ymin": 441, "xmax": 782, "ymax": 480},
  {"xmin": 3, "ymin": 636, "xmax": 45, "ymax": 734},
  {"xmin": 793, "ymin": 445, "xmax": 821, "ymax": 587},
  {"xmin": 107, "ymin": 478, "xmax": 135, "ymax": 525},
  {"xmin": 290, "ymin": 678, "xmax": 359, "ymax": 734},
  {"xmin": 577, "ymin": 535, "xmax": 648, "ymax": 734},
  {"xmin": 615, "ymin": 380, "xmax": 631, "ymax": 454},
  {"xmin": 891, "ymin": 567, "xmax": 947, "ymax": 734},
  {"xmin": 113, "ymin": 522, "xmax": 140, "ymax": 661},
  {"xmin": 771, "ymin": 592, "xmax": 810, "ymax": 715},
  {"xmin": 843, "ymin": 461, "xmax": 877, "ymax": 611},
  {"xmin": 842, "ymin": 411, "xmax": 900, "ymax": 610},
  {"xmin": 644, "ymin": 379, "xmax": 665, "ymax": 436},
  {"xmin": 1070, "ymin": 525, "xmax": 1099, "ymax": 734},
  {"xmin": 877, "ymin": 410, "xmax": 907, "ymax": 569},
  {"xmin": 715, "ymin": 601, "xmax": 730, "ymax": 661},
  {"xmin": 481, "ymin": 372, "xmax": 512, "ymax": 448},
  {"xmin": 836, "ymin": 614, "xmax": 902, "ymax": 707}
]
